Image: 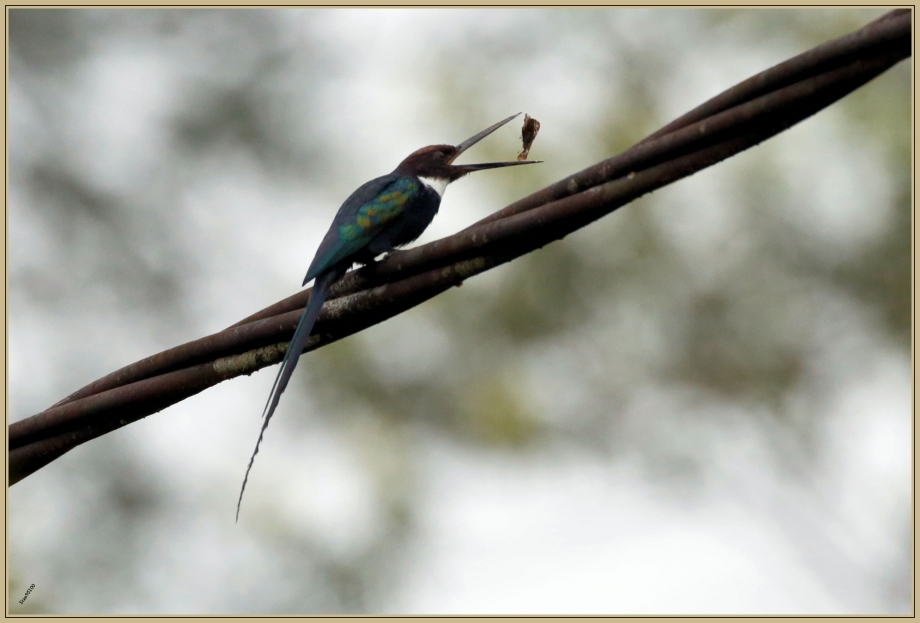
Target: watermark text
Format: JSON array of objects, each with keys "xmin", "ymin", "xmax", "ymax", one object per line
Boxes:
[{"xmin": 19, "ymin": 584, "xmax": 35, "ymax": 605}]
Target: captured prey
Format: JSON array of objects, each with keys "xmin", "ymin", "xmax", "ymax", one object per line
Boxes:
[{"xmin": 236, "ymin": 113, "xmax": 541, "ymax": 520}]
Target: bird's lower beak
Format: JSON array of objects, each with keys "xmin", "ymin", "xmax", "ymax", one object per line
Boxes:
[
  {"xmin": 452, "ymin": 160, "xmax": 541, "ymax": 174},
  {"xmin": 450, "ymin": 113, "xmax": 523, "ymax": 163}
]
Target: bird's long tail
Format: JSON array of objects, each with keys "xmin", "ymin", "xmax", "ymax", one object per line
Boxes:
[{"xmin": 236, "ymin": 269, "xmax": 339, "ymax": 521}]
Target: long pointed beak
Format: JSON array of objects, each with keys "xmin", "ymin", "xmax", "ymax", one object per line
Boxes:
[
  {"xmin": 449, "ymin": 113, "xmax": 543, "ymax": 173},
  {"xmin": 450, "ymin": 113, "xmax": 523, "ymax": 162},
  {"xmin": 452, "ymin": 160, "xmax": 541, "ymax": 174}
]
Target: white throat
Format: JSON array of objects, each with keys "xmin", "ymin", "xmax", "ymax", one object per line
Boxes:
[{"xmin": 419, "ymin": 176, "xmax": 448, "ymax": 197}]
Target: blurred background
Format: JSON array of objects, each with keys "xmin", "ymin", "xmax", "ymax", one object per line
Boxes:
[{"xmin": 7, "ymin": 8, "xmax": 911, "ymax": 614}]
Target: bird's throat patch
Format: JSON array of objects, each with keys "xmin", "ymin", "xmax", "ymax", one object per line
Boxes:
[{"xmin": 419, "ymin": 176, "xmax": 448, "ymax": 197}]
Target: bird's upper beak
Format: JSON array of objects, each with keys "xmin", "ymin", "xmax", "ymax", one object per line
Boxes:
[{"xmin": 448, "ymin": 113, "xmax": 542, "ymax": 172}]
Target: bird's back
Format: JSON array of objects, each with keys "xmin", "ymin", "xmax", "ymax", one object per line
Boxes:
[{"xmin": 303, "ymin": 173, "xmax": 440, "ymax": 284}]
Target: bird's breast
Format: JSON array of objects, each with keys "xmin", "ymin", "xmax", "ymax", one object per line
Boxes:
[{"xmin": 380, "ymin": 182, "xmax": 441, "ymax": 250}]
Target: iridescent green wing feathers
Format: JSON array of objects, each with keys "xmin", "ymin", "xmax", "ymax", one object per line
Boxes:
[{"xmin": 303, "ymin": 175, "xmax": 418, "ymax": 284}]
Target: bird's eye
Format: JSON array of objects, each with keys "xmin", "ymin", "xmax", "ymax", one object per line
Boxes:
[{"xmin": 435, "ymin": 150, "xmax": 445, "ymax": 159}]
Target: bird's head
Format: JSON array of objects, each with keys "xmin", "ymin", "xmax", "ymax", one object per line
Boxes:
[{"xmin": 394, "ymin": 113, "xmax": 541, "ymax": 194}]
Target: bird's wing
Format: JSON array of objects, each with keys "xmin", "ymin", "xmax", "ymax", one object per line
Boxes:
[{"xmin": 303, "ymin": 175, "xmax": 418, "ymax": 285}]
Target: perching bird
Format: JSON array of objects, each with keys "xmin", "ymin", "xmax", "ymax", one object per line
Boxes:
[{"xmin": 237, "ymin": 113, "xmax": 541, "ymax": 519}]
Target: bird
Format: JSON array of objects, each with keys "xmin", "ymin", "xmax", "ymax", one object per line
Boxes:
[{"xmin": 236, "ymin": 113, "xmax": 541, "ymax": 520}]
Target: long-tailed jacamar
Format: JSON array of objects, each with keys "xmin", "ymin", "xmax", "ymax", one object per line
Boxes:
[{"xmin": 237, "ymin": 113, "xmax": 541, "ymax": 519}]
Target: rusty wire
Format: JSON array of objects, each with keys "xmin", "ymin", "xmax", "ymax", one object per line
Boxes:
[{"xmin": 9, "ymin": 9, "xmax": 912, "ymax": 485}]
